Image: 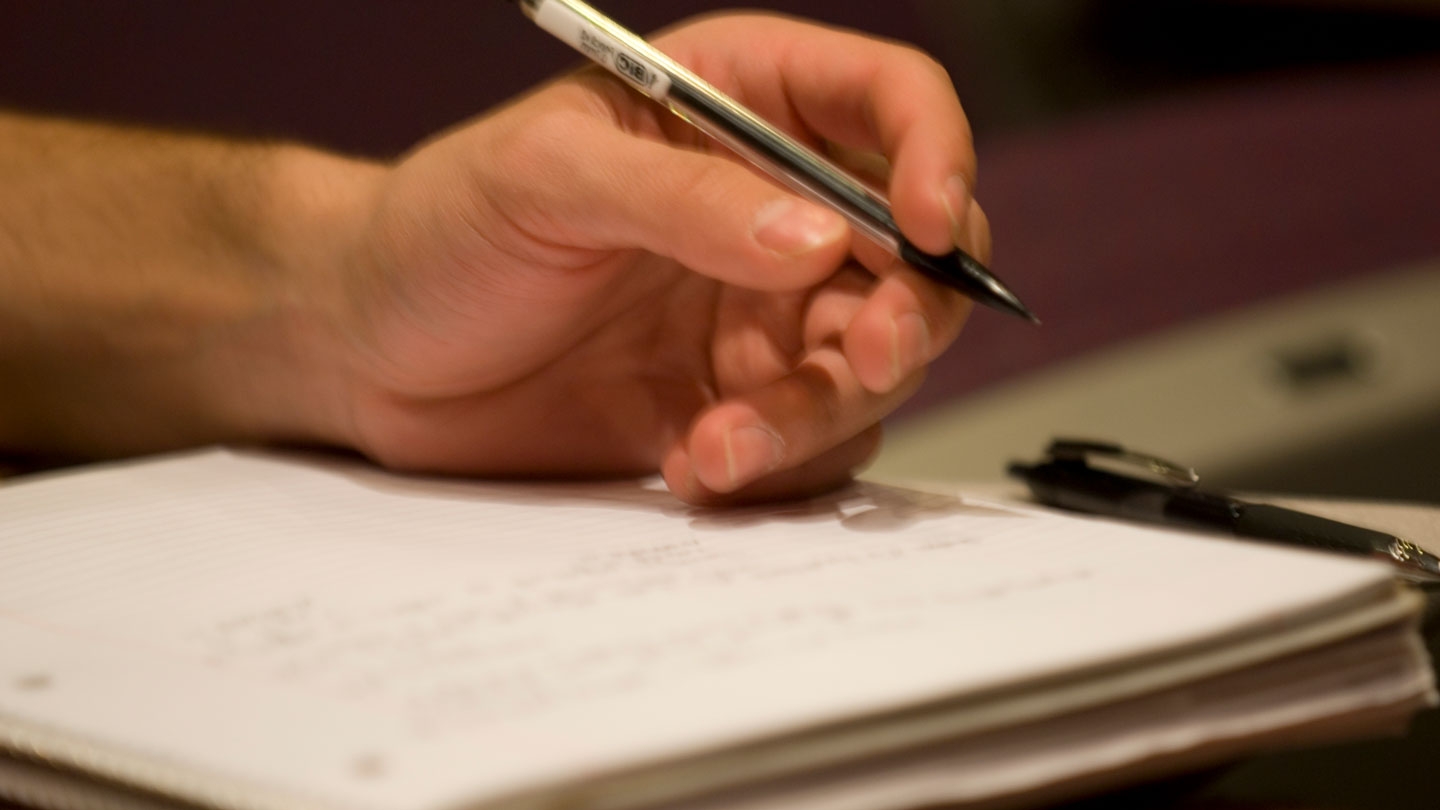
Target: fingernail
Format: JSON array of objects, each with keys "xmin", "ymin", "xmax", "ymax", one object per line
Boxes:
[
  {"xmin": 723, "ymin": 424, "xmax": 785, "ymax": 489},
  {"xmin": 753, "ymin": 199, "xmax": 845, "ymax": 257},
  {"xmin": 940, "ymin": 174, "xmax": 971, "ymax": 247},
  {"xmin": 890, "ymin": 312, "xmax": 931, "ymax": 387}
]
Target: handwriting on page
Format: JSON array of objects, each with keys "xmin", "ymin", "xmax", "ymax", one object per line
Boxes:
[{"xmin": 175, "ymin": 482, "xmax": 1088, "ymax": 738}]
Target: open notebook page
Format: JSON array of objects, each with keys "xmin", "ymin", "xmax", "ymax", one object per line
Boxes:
[{"xmin": 0, "ymin": 449, "xmax": 1417, "ymax": 810}]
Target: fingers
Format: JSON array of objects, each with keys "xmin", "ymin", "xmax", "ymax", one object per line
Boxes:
[
  {"xmin": 665, "ymin": 341, "xmax": 923, "ymax": 502},
  {"xmin": 844, "ymin": 267, "xmax": 973, "ymax": 394},
  {"xmin": 800, "ymin": 262, "xmax": 972, "ymax": 395},
  {"xmin": 537, "ymin": 15, "xmax": 987, "ymax": 294},
  {"xmin": 662, "ymin": 246, "xmax": 970, "ymax": 503},
  {"xmin": 665, "ymin": 425, "xmax": 883, "ymax": 506},
  {"xmin": 656, "ymin": 15, "xmax": 977, "ymax": 258},
  {"xmin": 512, "ymin": 113, "xmax": 851, "ymax": 291}
]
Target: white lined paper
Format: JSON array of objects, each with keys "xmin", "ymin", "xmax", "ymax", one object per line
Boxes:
[{"xmin": 0, "ymin": 449, "xmax": 1425, "ymax": 810}]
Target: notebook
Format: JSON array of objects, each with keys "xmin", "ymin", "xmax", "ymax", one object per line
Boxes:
[{"xmin": 0, "ymin": 448, "xmax": 1432, "ymax": 810}]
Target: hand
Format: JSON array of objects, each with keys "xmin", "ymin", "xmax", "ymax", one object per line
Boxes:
[{"xmin": 328, "ymin": 13, "xmax": 989, "ymax": 504}]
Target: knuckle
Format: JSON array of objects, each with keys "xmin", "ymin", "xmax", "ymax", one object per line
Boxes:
[{"xmin": 795, "ymin": 353, "xmax": 849, "ymax": 433}]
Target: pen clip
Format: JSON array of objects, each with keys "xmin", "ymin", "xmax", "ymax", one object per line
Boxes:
[{"xmin": 1045, "ymin": 439, "xmax": 1201, "ymax": 488}]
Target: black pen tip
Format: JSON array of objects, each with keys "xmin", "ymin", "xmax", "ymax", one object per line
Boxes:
[
  {"xmin": 995, "ymin": 289, "xmax": 1042, "ymax": 325},
  {"xmin": 962, "ymin": 260, "xmax": 1040, "ymax": 324},
  {"xmin": 901, "ymin": 243, "xmax": 1039, "ymax": 325}
]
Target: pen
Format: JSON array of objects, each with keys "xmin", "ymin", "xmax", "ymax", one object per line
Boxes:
[
  {"xmin": 505, "ymin": 0, "xmax": 1038, "ymax": 323},
  {"xmin": 1008, "ymin": 439, "xmax": 1440, "ymax": 584}
]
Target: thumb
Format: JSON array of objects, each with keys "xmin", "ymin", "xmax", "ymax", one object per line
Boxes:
[{"xmin": 554, "ymin": 123, "xmax": 851, "ymax": 290}]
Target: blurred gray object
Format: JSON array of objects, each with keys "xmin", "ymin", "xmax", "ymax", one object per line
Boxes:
[{"xmin": 874, "ymin": 262, "xmax": 1440, "ymax": 502}]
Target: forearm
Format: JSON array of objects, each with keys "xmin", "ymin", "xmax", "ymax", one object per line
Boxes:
[{"xmin": 0, "ymin": 113, "xmax": 384, "ymax": 461}]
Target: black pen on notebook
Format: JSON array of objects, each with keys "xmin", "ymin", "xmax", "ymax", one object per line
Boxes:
[
  {"xmin": 505, "ymin": 0, "xmax": 1038, "ymax": 323},
  {"xmin": 1009, "ymin": 439, "xmax": 1440, "ymax": 585}
]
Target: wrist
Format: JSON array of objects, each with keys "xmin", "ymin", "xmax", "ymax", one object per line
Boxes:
[
  {"xmin": 0, "ymin": 116, "xmax": 392, "ymax": 461},
  {"xmin": 202, "ymin": 144, "xmax": 388, "ymax": 452}
]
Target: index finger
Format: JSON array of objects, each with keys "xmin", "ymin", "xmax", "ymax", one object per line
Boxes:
[{"xmin": 655, "ymin": 14, "xmax": 976, "ymax": 257}]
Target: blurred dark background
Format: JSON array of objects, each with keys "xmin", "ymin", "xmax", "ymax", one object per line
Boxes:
[
  {"xmin": 6, "ymin": 1, "xmax": 1438, "ymax": 152},
  {"xmin": 0, "ymin": 1, "xmax": 928, "ymax": 157},
  {"xmin": 4, "ymin": 0, "xmax": 1440, "ymax": 496}
]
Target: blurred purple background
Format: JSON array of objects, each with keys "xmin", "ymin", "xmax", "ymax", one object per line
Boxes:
[{"xmin": 0, "ymin": 1, "xmax": 924, "ymax": 157}]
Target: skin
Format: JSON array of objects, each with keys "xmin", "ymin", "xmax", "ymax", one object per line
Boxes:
[{"xmin": 0, "ymin": 12, "xmax": 989, "ymax": 504}]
